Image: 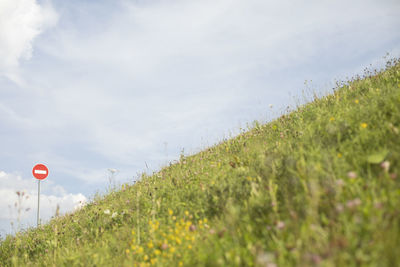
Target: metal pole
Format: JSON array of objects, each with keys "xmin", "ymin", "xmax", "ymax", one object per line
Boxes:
[{"xmin": 37, "ymin": 180, "xmax": 40, "ymax": 227}]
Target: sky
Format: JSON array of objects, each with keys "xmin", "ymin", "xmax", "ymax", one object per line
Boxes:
[{"xmin": 0, "ymin": 0, "xmax": 399, "ymax": 237}]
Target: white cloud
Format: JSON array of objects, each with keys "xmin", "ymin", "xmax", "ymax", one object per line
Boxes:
[
  {"xmin": 0, "ymin": 0, "xmax": 57, "ymax": 82},
  {"xmin": 1, "ymin": 0, "xmax": 398, "ymax": 169},
  {"xmin": 0, "ymin": 171, "xmax": 86, "ymax": 237}
]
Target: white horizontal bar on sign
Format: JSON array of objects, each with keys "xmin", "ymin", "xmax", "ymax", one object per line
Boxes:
[{"xmin": 34, "ymin": 170, "xmax": 47, "ymax": 174}]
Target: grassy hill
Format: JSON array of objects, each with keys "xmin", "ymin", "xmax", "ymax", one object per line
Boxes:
[{"xmin": 1, "ymin": 59, "xmax": 400, "ymax": 266}]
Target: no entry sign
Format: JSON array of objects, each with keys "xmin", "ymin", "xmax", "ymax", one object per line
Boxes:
[{"xmin": 32, "ymin": 164, "xmax": 49, "ymax": 180}]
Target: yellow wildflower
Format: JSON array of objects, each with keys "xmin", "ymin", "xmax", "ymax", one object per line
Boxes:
[
  {"xmin": 170, "ymin": 247, "xmax": 176, "ymax": 253},
  {"xmin": 179, "ymin": 261, "xmax": 183, "ymax": 267},
  {"xmin": 150, "ymin": 258, "xmax": 157, "ymax": 265},
  {"xmin": 185, "ymin": 211, "xmax": 189, "ymax": 216},
  {"xmin": 354, "ymin": 99, "xmax": 359, "ymax": 104},
  {"xmin": 154, "ymin": 249, "xmax": 161, "ymax": 255},
  {"xmin": 137, "ymin": 246, "xmax": 144, "ymax": 254},
  {"xmin": 144, "ymin": 255, "xmax": 149, "ymax": 261},
  {"xmin": 337, "ymin": 153, "xmax": 342, "ymax": 158},
  {"xmin": 147, "ymin": 241, "xmax": 154, "ymax": 249},
  {"xmin": 168, "ymin": 209, "xmax": 173, "ymax": 216},
  {"xmin": 329, "ymin": 117, "xmax": 335, "ymax": 122},
  {"xmin": 188, "ymin": 244, "xmax": 192, "ymax": 249},
  {"xmin": 361, "ymin": 123, "xmax": 368, "ymax": 128},
  {"xmin": 125, "ymin": 249, "xmax": 130, "ymax": 254}
]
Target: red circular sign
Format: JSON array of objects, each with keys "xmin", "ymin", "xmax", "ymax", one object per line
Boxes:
[{"xmin": 32, "ymin": 164, "xmax": 49, "ymax": 180}]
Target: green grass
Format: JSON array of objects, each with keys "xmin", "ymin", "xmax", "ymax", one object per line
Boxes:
[{"xmin": 1, "ymin": 59, "xmax": 400, "ymax": 266}]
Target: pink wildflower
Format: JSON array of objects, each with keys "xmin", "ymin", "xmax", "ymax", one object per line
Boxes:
[{"xmin": 347, "ymin": 171, "xmax": 357, "ymax": 179}]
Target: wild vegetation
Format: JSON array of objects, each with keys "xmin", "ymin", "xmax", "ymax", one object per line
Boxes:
[{"xmin": 1, "ymin": 59, "xmax": 400, "ymax": 266}]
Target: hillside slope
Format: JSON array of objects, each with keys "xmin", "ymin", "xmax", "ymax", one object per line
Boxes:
[{"xmin": 1, "ymin": 59, "xmax": 400, "ymax": 266}]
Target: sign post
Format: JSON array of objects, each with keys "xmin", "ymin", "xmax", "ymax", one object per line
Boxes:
[{"xmin": 32, "ymin": 164, "xmax": 49, "ymax": 227}]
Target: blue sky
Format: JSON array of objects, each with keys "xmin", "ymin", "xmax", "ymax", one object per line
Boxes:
[{"xmin": 0, "ymin": 0, "xmax": 399, "ymax": 237}]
